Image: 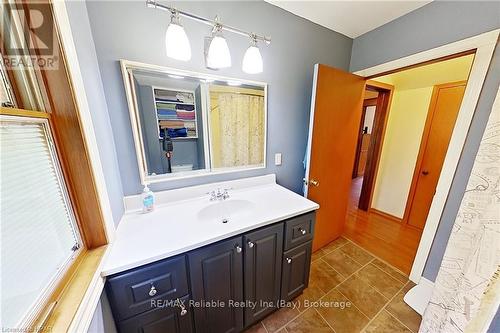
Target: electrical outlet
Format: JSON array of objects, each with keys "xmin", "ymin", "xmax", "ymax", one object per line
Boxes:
[{"xmin": 275, "ymin": 153, "xmax": 282, "ymax": 166}]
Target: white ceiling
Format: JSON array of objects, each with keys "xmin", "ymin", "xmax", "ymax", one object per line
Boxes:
[{"xmin": 265, "ymin": 1, "xmax": 432, "ymax": 38}]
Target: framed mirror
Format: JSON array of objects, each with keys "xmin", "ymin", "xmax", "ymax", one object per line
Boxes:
[{"xmin": 121, "ymin": 60, "xmax": 267, "ymax": 184}]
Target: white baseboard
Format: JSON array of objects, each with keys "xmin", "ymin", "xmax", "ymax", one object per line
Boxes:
[{"xmin": 403, "ymin": 277, "xmax": 435, "ymax": 315}]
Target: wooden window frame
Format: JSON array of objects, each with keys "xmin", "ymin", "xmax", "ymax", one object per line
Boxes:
[
  {"xmin": 2, "ymin": 1, "xmax": 108, "ymax": 248},
  {"xmin": 1, "ymin": 0, "xmax": 109, "ymax": 329}
]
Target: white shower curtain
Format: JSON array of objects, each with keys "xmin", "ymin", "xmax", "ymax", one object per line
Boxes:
[
  {"xmin": 216, "ymin": 93, "xmax": 264, "ymax": 168},
  {"xmin": 419, "ymin": 88, "xmax": 500, "ymax": 332}
]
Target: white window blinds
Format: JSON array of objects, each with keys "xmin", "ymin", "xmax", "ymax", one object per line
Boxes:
[{"xmin": 0, "ymin": 116, "xmax": 81, "ymax": 328}]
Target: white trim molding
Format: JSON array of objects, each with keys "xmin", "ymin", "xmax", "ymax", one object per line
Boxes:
[
  {"xmin": 404, "ymin": 277, "xmax": 435, "ymax": 315},
  {"xmin": 354, "ymin": 29, "xmax": 499, "ymax": 282},
  {"xmin": 303, "ymin": 64, "xmax": 319, "ymax": 197},
  {"xmin": 52, "ymin": 0, "xmax": 116, "ymax": 243}
]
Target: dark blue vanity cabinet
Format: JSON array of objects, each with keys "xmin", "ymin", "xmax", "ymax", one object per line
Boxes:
[
  {"xmin": 188, "ymin": 236, "xmax": 245, "ymax": 333},
  {"xmin": 106, "ymin": 256, "xmax": 193, "ymax": 333},
  {"xmin": 105, "ymin": 212, "xmax": 315, "ymax": 333}
]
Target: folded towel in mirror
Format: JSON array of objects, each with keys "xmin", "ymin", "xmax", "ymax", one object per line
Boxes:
[
  {"xmin": 176, "ymin": 104, "xmax": 195, "ymax": 111},
  {"xmin": 176, "ymin": 110, "xmax": 195, "ymax": 120},
  {"xmin": 167, "ymin": 127, "xmax": 188, "ymax": 138},
  {"xmin": 159, "ymin": 120, "xmax": 185, "ymax": 129}
]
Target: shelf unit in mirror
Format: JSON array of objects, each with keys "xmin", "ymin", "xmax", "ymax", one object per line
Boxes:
[{"xmin": 153, "ymin": 86, "xmax": 199, "ymax": 140}]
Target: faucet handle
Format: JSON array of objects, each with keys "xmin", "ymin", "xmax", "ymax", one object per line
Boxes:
[{"xmin": 207, "ymin": 190, "xmax": 217, "ymax": 201}]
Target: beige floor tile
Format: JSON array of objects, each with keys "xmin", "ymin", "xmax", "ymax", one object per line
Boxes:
[
  {"xmin": 285, "ymin": 308, "xmax": 333, "ymax": 333},
  {"xmin": 364, "ymin": 310, "xmax": 412, "ymax": 333},
  {"xmin": 386, "ymin": 283, "xmax": 422, "ymax": 332},
  {"xmin": 371, "ymin": 259, "xmax": 408, "ymax": 283},
  {"xmin": 336, "ymin": 275, "xmax": 387, "ymax": 319},
  {"xmin": 309, "ymin": 260, "xmax": 345, "ymax": 293},
  {"xmin": 356, "ymin": 263, "xmax": 404, "ymax": 299},
  {"xmin": 262, "ymin": 306, "xmax": 300, "ymax": 333},
  {"xmin": 321, "ymin": 237, "xmax": 349, "ymax": 254},
  {"xmin": 316, "ymin": 289, "xmax": 369, "ymax": 333},
  {"xmin": 294, "ymin": 284, "xmax": 325, "ymax": 312},
  {"xmin": 311, "ymin": 248, "xmax": 327, "ymax": 262},
  {"xmin": 322, "ymin": 249, "xmax": 362, "ymax": 277},
  {"xmin": 338, "ymin": 242, "xmax": 374, "ymax": 265}
]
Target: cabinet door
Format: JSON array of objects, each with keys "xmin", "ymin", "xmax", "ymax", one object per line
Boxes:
[
  {"xmin": 244, "ymin": 223, "xmax": 284, "ymax": 326},
  {"xmin": 281, "ymin": 241, "xmax": 312, "ymax": 301},
  {"xmin": 118, "ymin": 295, "xmax": 193, "ymax": 333},
  {"xmin": 188, "ymin": 236, "xmax": 244, "ymax": 333}
]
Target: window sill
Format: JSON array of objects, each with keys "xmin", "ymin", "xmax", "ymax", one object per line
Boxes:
[{"xmin": 39, "ymin": 245, "xmax": 108, "ymax": 333}]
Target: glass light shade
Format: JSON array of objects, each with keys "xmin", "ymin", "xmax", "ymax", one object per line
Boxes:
[
  {"xmin": 242, "ymin": 45, "xmax": 263, "ymax": 74},
  {"xmin": 207, "ymin": 36, "xmax": 231, "ymax": 68},
  {"xmin": 165, "ymin": 23, "xmax": 191, "ymax": 61}
]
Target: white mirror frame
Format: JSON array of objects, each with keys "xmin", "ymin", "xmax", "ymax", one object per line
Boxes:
[{"xmin": 120, "ymin": 59, "xmax": 268, "ymax": 185}]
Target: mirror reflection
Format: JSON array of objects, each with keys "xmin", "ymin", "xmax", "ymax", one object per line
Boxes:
[
  {"xmin": 208, "ymin": 84, "xmax": 265, "ymax": 170},
  {"xmin": 123, "ymin": 62, "xmax": 267, "ymax": 183}
]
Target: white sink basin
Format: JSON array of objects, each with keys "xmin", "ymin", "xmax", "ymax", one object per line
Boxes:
[{"xmin": 197, "ymin": 199, "xmax": 255, "ymax": 222}]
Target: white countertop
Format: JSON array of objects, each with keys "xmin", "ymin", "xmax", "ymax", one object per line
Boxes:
[{"xmin": 101, "ymin": 175, "xmax": 319, "ymax": 276}]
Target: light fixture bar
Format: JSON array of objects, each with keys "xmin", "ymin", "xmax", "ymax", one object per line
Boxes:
[{"xmin": 146, "ymin": 0, "xmax": 271, "ymax": 45}]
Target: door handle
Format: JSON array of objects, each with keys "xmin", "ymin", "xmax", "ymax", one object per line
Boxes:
[
  {"xmin": 422, "ymin": 170, "xmax": 429, "ymax": 175},
  {"xmin": 309, "ymin": 179, "xmax": 320, "ymax": 187}
]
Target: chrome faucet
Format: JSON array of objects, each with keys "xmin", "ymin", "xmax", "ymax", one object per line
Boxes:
[{"xmin": 208, "ymin": 188, "xmax": 230, "ymax": 201}]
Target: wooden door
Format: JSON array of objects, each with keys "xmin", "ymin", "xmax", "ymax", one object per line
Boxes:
[
  {"xmin": 406, "ymin": 82, "xmax": 466, "ymax": 229},
  {"xmin": 188, "ymin": 236, "xmax": 244, "ymax": 333},
  {"xmin": 243, "ymin": 223, "xmax": 283, "ymax": 326},
  {"xmin": 357, "ymin": 134, "xmax": 371, "ymax": 175},
  {"xmin": 306, "ymin": 64, "xmax": 366, "ymax": 251}
]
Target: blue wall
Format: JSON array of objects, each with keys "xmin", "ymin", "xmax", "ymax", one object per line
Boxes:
[
  {"xmin": 350, "ymin": 0, "xmax": 500, "ymax": 281},
  {"xmin": 65, "ymin": 1, "xmax": 125, "ymax": 226},
  {"xmin": 83, "ymin": 1, "xmax": 352, "ymax": 196}
]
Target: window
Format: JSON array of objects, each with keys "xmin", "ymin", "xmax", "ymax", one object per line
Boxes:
[
  {"xmin": 0, "ymin": 116, "xmax": 82, "ymax": 328},
  {"xmin": 1, "ymin": 2, "xmax": 109, "ymax": 329}
]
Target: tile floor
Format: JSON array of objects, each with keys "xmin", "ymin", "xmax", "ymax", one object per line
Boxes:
[{"xmin": 245, "ymin": 238, "xmax": 422, "ymax": 333}]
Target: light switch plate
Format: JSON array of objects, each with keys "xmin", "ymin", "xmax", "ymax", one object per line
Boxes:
[{"xmin": 274, "ymin": 153, "xmax": 282, "ymax": 166}]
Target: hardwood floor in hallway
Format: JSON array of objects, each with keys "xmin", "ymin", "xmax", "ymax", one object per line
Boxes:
[{"xmin": 342, "ymin": 177, "xmax": 422, "ymax": 274}]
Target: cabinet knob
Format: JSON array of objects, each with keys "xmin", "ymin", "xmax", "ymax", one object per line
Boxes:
[
  {"xmin": 286, "ymin": 257, "xmax": 292, "ymax": 264},
  {"xmin": 299, "ymin": 228, "xmax": 307, "ymax": 235},
  {"xmin": 235, "ymin": 245, "xmax": 242, "ymax": 253},
  {"xmin": 149, "ymin": 285, "xmax": 157, "ymax": 297},
  {"xmin": 247, "ymin": 241, "xmax": 254, "ymax": 248}
]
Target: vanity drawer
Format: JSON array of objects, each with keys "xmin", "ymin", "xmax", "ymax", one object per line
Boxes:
[
  {"xmin": 284, "ymin": 212, "xmax": 315, "ymax": 250},
  {"xmin": 117, "ymin": 294, "xmax": 193, "ymax": 333},
  {"xmin": 106, "ymin": 255, "xmax": 189, "ymax": 321}
]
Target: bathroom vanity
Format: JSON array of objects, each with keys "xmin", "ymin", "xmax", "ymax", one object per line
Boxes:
[{"xmin": 102, "ymin": 175, "xmax": 318, "ymax": 333}]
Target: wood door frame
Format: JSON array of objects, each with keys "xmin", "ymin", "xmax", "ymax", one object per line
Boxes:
[
  {"xmin": 352, "ymin": 97, "xmax": 378, "ymax": 179},
  {"xmin": 402, "ymin": 81, "xmax": 468, "ymax": 226},
  {"xmin": 357, "ymin": 81, "xmax": 394, "ymax": 211},
  {"xmin": 352, "ymin": 29, "xmax": 498, "ymax": 282}
]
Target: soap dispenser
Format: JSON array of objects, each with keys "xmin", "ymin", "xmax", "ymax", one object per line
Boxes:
[{"xmin": 142, "ymin": 184, "xmax": 155, "ymax": 213}]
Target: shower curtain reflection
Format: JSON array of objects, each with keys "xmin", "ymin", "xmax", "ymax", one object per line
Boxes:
[{"xmin": 209, "ymin": 86, "xmax": 265, "ymax": 169}]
